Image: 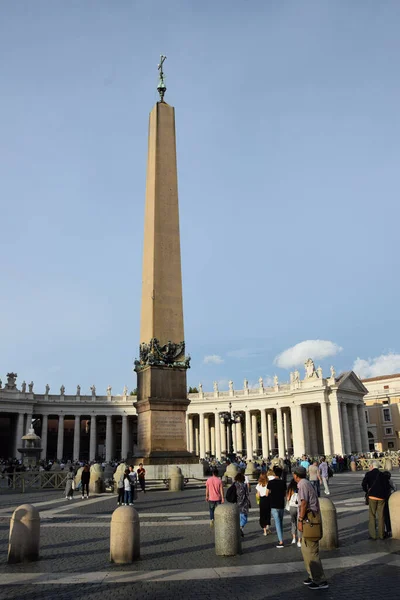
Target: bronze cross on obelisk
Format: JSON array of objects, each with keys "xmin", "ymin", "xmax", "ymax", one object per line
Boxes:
[{"xmin": 157, "ymin": 55, "xmax": 167, "ymax": 102}]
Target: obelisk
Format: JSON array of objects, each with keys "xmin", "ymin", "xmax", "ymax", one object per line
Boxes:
[{"xmin": 134, "ymin": 56, "xmax": 193, "ymax": 463}]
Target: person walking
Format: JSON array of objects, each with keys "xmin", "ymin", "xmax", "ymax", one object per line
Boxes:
[
  {"xmin": 205, "ymin": 467, "xmax": 224, "ymax": 527},
  {"xmin": 128, "ymin": 465, "xmax": 137, "ymax": 504},
  {"xmin": 256, "ymin": 472, "xmax": 271, "ymax": 536},
  {"xmin": 319, "ymin": 456, "xmax": 330, "ymax": 495},
  {"xmin": 286, "ymin": 478, "xmax": 301, "ymax": 547},
  {"xmin": 123, "ymin": 469, "xmax": 132, "ymax": 505},
  {"xmin": 137, "ymin": 463, "xmax": 146, "ymax": 493},
  {"xmin": 81, "ymin": 465, "xmax": 90, "ymax": 499},
  {"xmin": 117, "ymin": 471, "xmax": 125, "ymax": 505},
  {"xmin": 267, "ymin": 466, "xmax": 286, "ymax": 549},
  {"xmin": 293, "ymin": 466, "xmax": 328, "ymax": 590},
  {"xmin": 308, "ymin": 461, "xmax": 321, "ymax": 497},
  {"xmin": 234, "ymin": 472, "xmax": 250, "ymax": 537},
  {"xmin": 362, "ymin": 461, "xmax": 390, "ymax": 540},
  {"xmin": 65, "ymin": 466, "xmax": 75, "ymax": 500}
]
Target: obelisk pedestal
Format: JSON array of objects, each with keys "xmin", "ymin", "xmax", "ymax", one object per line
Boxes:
[{"xmin": 134, "ymin": 73, "xmax": 195, "ymax": 464}]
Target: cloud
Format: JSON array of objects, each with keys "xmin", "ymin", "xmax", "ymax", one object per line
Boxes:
[
  {"xmin": 203, "ymin": 354, "xmax": 224, "ymax": 365},
  {"xmin": 353, "ymin": 353, "xmax": 400, "ymax": 378},
  {"xmin": 274, "ymin": 340, "xmax": 342, "ymax": 369}
]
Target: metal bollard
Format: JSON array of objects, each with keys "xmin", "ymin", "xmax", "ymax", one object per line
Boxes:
[
  {"xmin": 110, "ymin": 505, "xmax": 140, "ymax": 564},
  {"xmin": 214, "ymin": 503, "xmax": 241, "ymax": 556},
  {"xmin": 8, "ymin": 504, "xmax": 40, "ymax": 564},
  {"xmin": 319, "ymin": 497, "xmax": 339, "ymax": 550},
  {"xmin": 389, "ymin": 490, "xmax": 400, "ymax": 539}
]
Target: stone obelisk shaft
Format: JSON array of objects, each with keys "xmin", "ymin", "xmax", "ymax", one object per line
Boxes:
[{"xmin": 140, "ymin": 101, "xmax": 184, "ymax": 345}]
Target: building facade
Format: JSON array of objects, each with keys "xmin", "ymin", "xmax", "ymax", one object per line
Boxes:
[
  {"xmin": 186, "ymin": 361, "xmax": 369, "ymax": 458},
  {"xmin": 362, "ymin": 374, "xmax": 400, "ymax": 451},
  {"xmin": 0, "ymin": 361, "xmax": 372, "ymax": 462}
]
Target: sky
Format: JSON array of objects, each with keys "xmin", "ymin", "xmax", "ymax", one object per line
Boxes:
[{"xmin": 1, "ymin": 1, "xmax": 399, "ymax": 395}]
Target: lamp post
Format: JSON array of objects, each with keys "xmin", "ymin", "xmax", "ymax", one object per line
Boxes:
[{"xmin": 220, "ymin": 402, "xmax": 242, "ymax": 461}]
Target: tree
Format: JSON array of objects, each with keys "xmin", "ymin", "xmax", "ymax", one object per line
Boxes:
[
  {"xmin": 130, "ymin": 388, "xmax": 138, "ymax": 396},
  {"xmin": 188, "ymin": 386, "xmax": 198, "ymax": 394}
]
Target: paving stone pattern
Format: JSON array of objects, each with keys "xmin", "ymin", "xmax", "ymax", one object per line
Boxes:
[{"xmin": 0, "ymin": 472, "xmax": 399, "ymax": 599}]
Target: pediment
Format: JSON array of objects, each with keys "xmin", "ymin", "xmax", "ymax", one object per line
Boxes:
[{"xmin": 335, "ymin": 371, "xmax": 368, "ymax": 395}]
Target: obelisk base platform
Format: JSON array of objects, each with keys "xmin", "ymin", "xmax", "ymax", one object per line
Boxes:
[{"xmin": 134, "ymin": 365, "xmax": 197, "ymax": 465}]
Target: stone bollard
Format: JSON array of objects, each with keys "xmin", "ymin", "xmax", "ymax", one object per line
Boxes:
[
  {"xmin": 350, "ymin": 461, "xmax": 357, "ymax": 472},
  {"xmin": 389, "ymin": 490, "xmax": 400, "ymax": 539},
  {"xmin": 8, "ymin": 504, "xmax": 40, "ymax": 564},
  {"xmin": 90, "ymin": 463, "xmax": 104, "ymax": 494},
  {"xmin": 245, "ymin": 461, "xmax": 258, "ymax": 478},
  {"xmin": 224, "ymin": 463, "xmax": 239, "ymax": 484},
  {"xmin": 384, "ymin": 458, "xmax": 393, "ymax": 472},
  {"xmin": 319, "ymin": 498, "xmax": 339, "ymax": 550},
  {"xmin": 168, "ymin": 466, "xmax": 184, "ymax": 491},
  {"xmin": 214, "ymin": 503, "xmax": 241, "ymax": 556},
  {"xmin": 110, "ymin": 505, "xmax": 140, "ymax": 564}
]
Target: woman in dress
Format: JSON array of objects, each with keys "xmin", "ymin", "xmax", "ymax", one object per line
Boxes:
[
  {"xmin": 64, "ymin": 466, "xmax": 75, "ymax": 500},
  {"xmin": 287, "ymin": 478, "xmax": 301, "ymax": 547},
  {"xmin": 234, "ymin": 472, "xmax": 250, "ymax": 537},
  {"xmin": 256, "ymin": 472, "xmax": 271, "ymax": 535}
]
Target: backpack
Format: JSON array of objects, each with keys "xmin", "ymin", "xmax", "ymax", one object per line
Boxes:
[{"xmin": 226, "ymin": 482, "xmax": 237, "ymax": 503}]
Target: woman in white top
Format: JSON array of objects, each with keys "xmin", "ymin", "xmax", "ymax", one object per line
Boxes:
[
  {"xmin": 286, "ymin": 478, "xmax": 301, "ymax": 547},
  {"xmin": 255, "ymin": 472, "xmax": 271, "ymax": 535}
]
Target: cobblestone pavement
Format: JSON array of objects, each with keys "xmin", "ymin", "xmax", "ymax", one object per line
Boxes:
[{"xmin": 0, "ymin": 471, "xmax": 399, "ymax": 599}]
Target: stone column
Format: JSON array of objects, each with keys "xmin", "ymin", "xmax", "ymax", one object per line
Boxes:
[
  {"xmin": 41, "ymin": 415, "xmax": 48, "ymax": 460},
  {"xmin": 194, "ymin": 419, "xmax": 199, "ymax": 455},
  {"xmin": 57, "ymin": 415, "xmax": 64, "ymax": 460},
  {"xmin": 329, "ymin": 400, "xmax": 345, "ymax": 455},
  {"xmin": 341, "ymin": 403, "xmax": 351, "ymax": 454},
  {"xmin": 283, "ymin": 410, "xmax": 291, "ymax": 453},
  {"xmin": 199, "ymin": 414, "xmax": 205, "ymax": 459},
  {"xmin": 276, "ymin": 407, "xmax": 285, "ymax": 458},
  {"xmin": 236, "ymin": 418, "xmax": 243, "ymax": 453},
  {"xmin": 220, "ymin": 420, "xmax": 226, "ymax": 455},
  {"xmin": 302, "ymin": 406, "xmax": 309, "ymax": 454},
  {"xmin": 73, "ymin": 415, "xmax": 80, "ymax": 461},
  {"xmin": 358, "ymin": 404, "xmax": 369, "ymax": 452},
  {"xmin": 89, "ymin": 415, "xmax": 97, "ymax": 461},
  {"xmin": 292, "ymin": 405, "xmax": 305, "ymax": 456},
  {"xmin": 320, "ymin": 401, "xmax": 332, "ymax": 456},
  {"xmin": 105, "ymin": 415, "xmax": 113, "ymax": 462},
  {"xmin": 251, "ymin": 413, "xmax": 258, "ymax": 456},
  {"xmin": 351, "ymin": 404, "xmax": 362, "ymax": 453},
  {"xmin": 25, "ymin": 413, "xmax": 33, "ymax": 434},
  {"xmin": 267, "ymin": 411, "xmax": 274, "ymax": 454},
  {"xmin": 188, "ymin": 416, "xmax": 194, "ymax": 453},
  {"xmin": 308, "ymin": 408, "xmax": 318, "ymax": 455},
  {"xmin": 204, "ymin": 415, "xmax": 210, "ymax": 455},
  {"xmin": 231, "ymin": 422, "xmax": 236, "ymax": 453},
  {"xmin": 14, "ymin": 413, "xmax": 24, "ymax": 458},
  {"xmin": 121, "ymin": 415, "xmax": 128, "ymax": 460},
  {"xmin": 210, "ymin": 424, "xmax": 216, "ymax": 456},
  {"xmin": 261, "ymin": 409, "xmax": 268, "ymax": 458},
  {"xmin": 245, "ymin": 410, "xmax": 253, "ymax": 458},
  {"xmin": 215, "ymin": 414, "xmax": 221, "ymax": 460}
]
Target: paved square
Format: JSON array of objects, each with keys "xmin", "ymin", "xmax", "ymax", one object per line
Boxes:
[{"xmin": 0, "ymin": 471, "xmax": 399, "ymax": 599}]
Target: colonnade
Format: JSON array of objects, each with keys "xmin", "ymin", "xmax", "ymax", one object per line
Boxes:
[
  {"xmin": 187, "ymin": 400, "xmax": 369, "ymax": 459},
  {"xmin": 10, "ymin": 412, "xmax": 135, "ymax": 461}
]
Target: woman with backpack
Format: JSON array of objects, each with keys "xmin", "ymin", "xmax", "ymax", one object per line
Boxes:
[
  {"xmin": 234, "ymin": 472, "xmax": 250, "ymax": 537},
  {"xmin": 286, "ymin": 478, "xmax": 301, "ymax": 547}
]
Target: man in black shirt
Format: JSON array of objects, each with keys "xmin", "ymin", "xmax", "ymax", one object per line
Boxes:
[
  {"xmin": 267, "ymin": 466, "xmax": 287, "ymax": 548},
  {"xmin": 362, "ymin": 461, "xmax": 390, "ymax": 539}
]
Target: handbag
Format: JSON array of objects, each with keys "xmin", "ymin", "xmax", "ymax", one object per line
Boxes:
[
  {"xmin": 255, "ymin": 492, "xmax": 260, "ymax": 505},
  {"xmin": 302, "ymin": 510, "xmax": 322, "ymax": 540},
  {"xmin": 71, "ymin": 480, "xmax": 76, "ymax": 491}
]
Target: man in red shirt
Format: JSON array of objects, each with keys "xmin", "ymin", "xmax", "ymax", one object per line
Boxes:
[
  {"xmin": 137, "ymin": 463, "xmax": 146, "ymax": 494},
  {"xmin": 205, "ymin": 468, "xmax": 224, "ymax": 527}
]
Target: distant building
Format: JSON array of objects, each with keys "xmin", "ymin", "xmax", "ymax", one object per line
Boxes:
[{"xmin": 362, "ymin": 374, "xmax": 400, "ymax": 451}]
